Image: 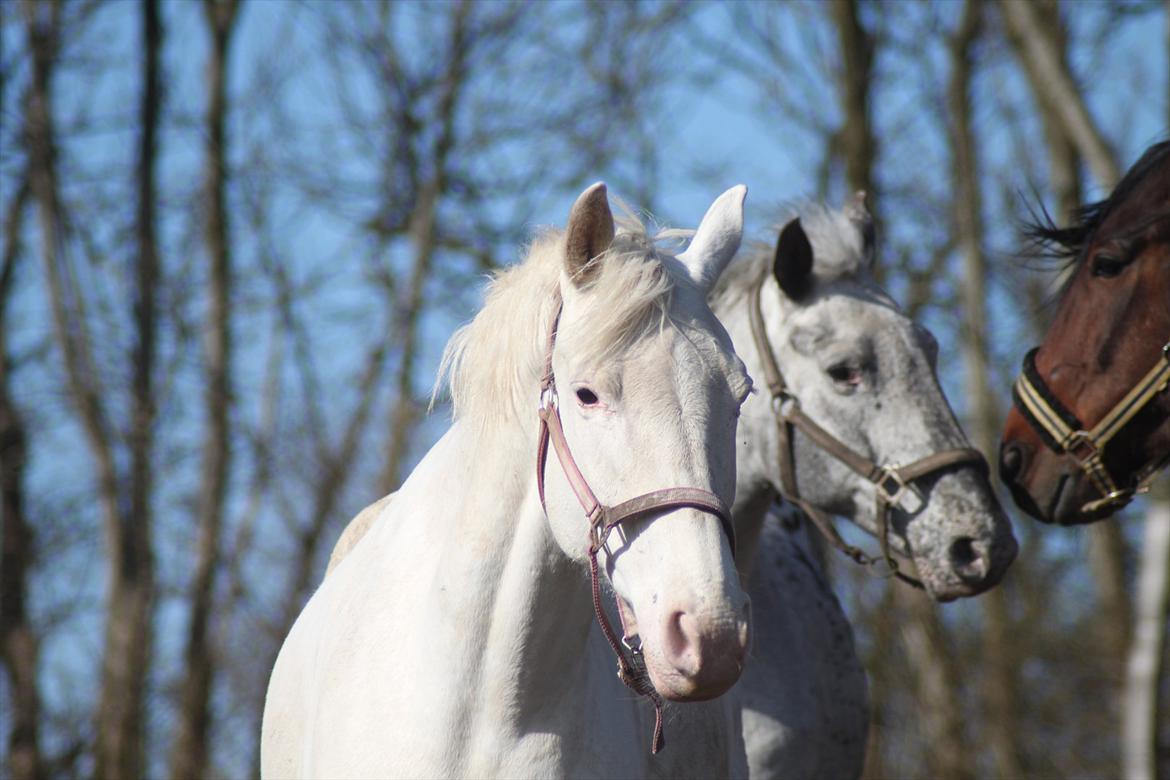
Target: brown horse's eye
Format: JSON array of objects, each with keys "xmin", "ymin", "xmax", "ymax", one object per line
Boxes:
[{"xmin": 1090, "ymin": 254, "xmax": 1126, "ymax": 278}]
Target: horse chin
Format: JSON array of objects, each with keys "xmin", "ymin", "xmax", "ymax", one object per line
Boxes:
[
  {"xmin": 644, "ymin": 656, "xmax": 741, "ymax": 702},
  {"xmin": 629, "ymin": 600, "xmax": 749, "ymax": 703},
  {"xmin": 1049, "ymin": 473, "xmax": 1115, "ymax": 525}
]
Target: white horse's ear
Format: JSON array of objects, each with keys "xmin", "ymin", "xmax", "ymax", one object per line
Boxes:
[
  {"xmin": 678, "ymin": 184, "xmax": 747, "ymax": 294},
  {"xmin": 564, "ymin": 182, "xmax": 615, "ymax": 287},
  {"xmin": 844, "ymin": 190, "xmax": 875, "ymax": 266},
  {"xmin": 773, "ymin": 217, "xmax": 815, "ymax": 301}
]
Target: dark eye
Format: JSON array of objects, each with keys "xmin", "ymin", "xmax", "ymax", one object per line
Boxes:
[
  {"xmin": 1090, "ymin": 254, "xmax": 1126, "ymax": 278},
  {"xmin": 576, "ymin": 387, "xmax": 600, "ymax": 406},
  {"xmin": 827, "ymin": 364, "xmax": 862, "ymax": 387}
]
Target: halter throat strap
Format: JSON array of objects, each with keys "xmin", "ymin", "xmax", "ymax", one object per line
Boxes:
[
  {"xmin": 1012, "ymin": 341, "xmax": 1170, "ymax": 512},
  {"xmin": 748, "ymin": 274, "xmax": 989, "ymax": 588},
  {"xmin": 535, "ymin": 297, "xmax": 735, "ymax": 755}
]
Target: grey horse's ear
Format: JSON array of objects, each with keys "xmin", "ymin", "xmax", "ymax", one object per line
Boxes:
[
  {"xmin": 773, "ymin": 217, "xmax": 814, "ymax": 301},
  {"xmin": 844, "ymin": 190, "xmax": 875, "ymax": 264},
  {"xmin": 564, "ymin": 182, "xmax": 615, "ymax": 287}
]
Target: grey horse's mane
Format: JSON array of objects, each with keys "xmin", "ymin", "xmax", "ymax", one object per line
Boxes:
[{"xmin": 712, "ymin": 203, "xmax": 873, "ymax": 308}]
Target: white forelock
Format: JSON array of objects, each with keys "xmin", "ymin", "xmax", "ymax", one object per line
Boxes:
[{"xmin": 436, "ymin": 214, "xmax": 695, "ymax": 433}]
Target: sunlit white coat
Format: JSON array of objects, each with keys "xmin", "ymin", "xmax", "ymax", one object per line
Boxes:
[{"xmin": 262, "ymin": 183, "xmax": 754, "ymax": 779}]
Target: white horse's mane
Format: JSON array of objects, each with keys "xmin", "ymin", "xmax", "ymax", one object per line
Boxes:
[
  {"xmin": 713, "ymin": 203, "xmax": 872, "ymax": 307},
  {"xmin": 437, "ymin": 213, "xmax": 689, "ymax": 432}
]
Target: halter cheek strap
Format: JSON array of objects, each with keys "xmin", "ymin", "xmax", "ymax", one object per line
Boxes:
[
  {"xmin": 535, "ymin": 298, "xmax": 735, "ymax": 755},
  {"xmin": 748, "ymin": 274, "xmax": 990, "ymax": 588},
  {"xmin": 1012, "ymin": 341, "xmax": 1170, "ymax": 513}
]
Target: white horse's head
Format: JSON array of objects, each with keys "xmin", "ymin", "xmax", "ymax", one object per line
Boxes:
[
  {"xmin": 540, "ymin": 183, "xmax": 752, "ymax": 700},
  {"xmin": 739, "ymin": 196, "xmax": 1017, "ymax": 600}
]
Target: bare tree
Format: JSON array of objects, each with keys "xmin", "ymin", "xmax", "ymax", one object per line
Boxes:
[
  {"xmin": 169, "ymin": 2, "xmax": 241, "ymax": 778},
  {"xmin": 898, "ymin": 590, "xmax": 974, "ymax": 780},
  {"xmin": 999, "ymin": 0, "xmax": 1134, "ymax": 690},
  {"xmin": 1, "ymin": 175, "xmax": 42, "ymax": 780},
  {"xmin": 947, "ymin": 1, "xmax": 1027, "ymax": 775},
  {"xmin": 829, "ymin": 0, "xmax": 877, "ymax": 204},
  {"xmin": 21, "ymin": 0, "xmax": 159, "ymax": 776},
  {"xmin": 1123, "ymin": 482, "xmax": 1170, "ymax": 780},
  {"xmin": 997, "ymin": 0, "xmax": 1120, "ymax": 190}
]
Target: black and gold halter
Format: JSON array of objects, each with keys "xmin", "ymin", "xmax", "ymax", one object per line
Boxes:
[{"xmin": 1012, "ymin": 340, "xmax": 1170, "ymax": 513}]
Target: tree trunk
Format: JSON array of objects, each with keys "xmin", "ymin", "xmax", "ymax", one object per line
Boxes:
[
  {"xmin": 1, "ymin": 178, "xmax": 43, "ymax": 780},
  {"xmin": 170, "ymin": 2, "xmax": 240, "ymax": 778},
  {"xmin": 997, "ymin": 0, "xmax": 1120, "ymax": 190},
  {"xmin": 948, "ymin": 1, "xmax": 1026, "ymax": 775},
  {"xmin": 1122, "ymin": 484, "xmax": 1170, "ymax": 780},
  {"xmin": 379, "ymin": 2, "xmax": 470, "ymax": 492},
  {"xmin": 897, "ymin": 589, "xmax": 974, "ymax": 780},
  {"xmin": 829, "ymin": 0, "xmax": 876, "ymax": 202},
  {"xmin": 22, "ymin": 2, "xmax": 156, "ymax": 777}
]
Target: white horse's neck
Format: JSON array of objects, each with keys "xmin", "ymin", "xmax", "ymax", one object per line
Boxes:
[
  {"xmin": 412, "ymin": 420, "xmax": 594, "ymax": 767},
  {"xmin": 357, "ymin": 419, "xmax": 640, "ymax": 777}
]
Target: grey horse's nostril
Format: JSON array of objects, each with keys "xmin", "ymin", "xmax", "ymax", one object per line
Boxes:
[
  {"xmin": 999, "ymin": 443, "xmax": 1025, "ymax": 484},
  {"xmin": 950, "ymin": 537, "xmax": 976, "ymax": 566},
  {"xmin": 949, "ymin": 537, "xmax": 989, "ymax": 581}
]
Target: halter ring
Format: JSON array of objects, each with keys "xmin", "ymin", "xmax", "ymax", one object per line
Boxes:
[
  {"xmin": 875, "ymin": 466, "xmax": 924, "ymax": 513},
  {"xmin": 1080, "ymin": 488, "xmax": 1134, "ymax": 514},
  {"xmin": 772, "ymin": 391, "xmax": 800, "ymax": 418},
  {"xmin": 867, "ymin": 557, "xmax": 900, "ymax": 579},
  {"xmin": 1064, "ymin": 430, "xmax": 1100, "ymax": 464},
  {"xmin": 539, "ymin": 386, "xmax": 558, "ymax": 412}
]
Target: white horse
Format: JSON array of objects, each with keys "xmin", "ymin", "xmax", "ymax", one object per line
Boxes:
[
  {"xmin": 714, "ymin": 195, "xmax": 1019, "ymax": 778},
  {"xmin": 262, "ymin": 183, "xmax": 755, "ymax": 778},
  {"xmin": 324, "ymin": 195, "xmax": 1020, "ymax": 779}
]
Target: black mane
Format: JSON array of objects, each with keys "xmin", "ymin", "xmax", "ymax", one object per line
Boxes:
[{"xmin": 1023, "ymin": 139, "xmax": 1170, "ymax": 265}]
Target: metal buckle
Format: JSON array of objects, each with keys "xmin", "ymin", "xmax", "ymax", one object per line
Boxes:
[
  {"xmin": 866, "ymin": 557, "xmax": 899, "ymax": 579},
  {"xmin": 539, "ymin": 385, "xmax": 558, "ymax": 412},
  {"xmin": 875, "ymin": 466, "xmax": 924, "ymax": 513},
  {"xmin": 1080, "ymin": 488, "xmax": 1133, "ymax": 514},
  {"xmin": 587, "ymin": 509, "xmax": 608, "ymax": 553},
  {"xmin": 1064, "ymin": 430, "xmax": 1099, "ymax": 464},
  {"xmin": 772, "ymin": 391, "xmax": 799, "ymax": 418}
]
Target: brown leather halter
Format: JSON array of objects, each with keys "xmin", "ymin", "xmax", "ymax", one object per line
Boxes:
[
  {"xmin": 748, "ymin": 273, "xmax": 989, "ymax": 589},
  {"xmin": 535, "ymin": 298, "xmax": 735, "ymax": 755},
  {"xmin": 1012, "ymin": 339, "xmax": 1170, "ymax": 514}
]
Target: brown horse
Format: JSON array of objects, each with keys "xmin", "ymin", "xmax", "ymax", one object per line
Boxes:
[{"xmin": 1000, "ymin": 140, "xmax": 1170, "ymax": 525}]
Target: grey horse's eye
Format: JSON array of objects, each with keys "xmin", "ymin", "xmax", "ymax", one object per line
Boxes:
[{"xmin": 827, "ymin": 363, "xmax": 862, "ymax": 387}]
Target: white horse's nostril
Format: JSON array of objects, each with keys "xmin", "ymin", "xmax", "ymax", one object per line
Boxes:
[{"xmin": 663, "ymin": 611, "xmax": 701, "ymax": 677}]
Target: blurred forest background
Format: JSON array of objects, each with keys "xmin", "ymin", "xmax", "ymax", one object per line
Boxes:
[{"xmin": 1, "ymin": 0, "xmax": 1168, "ymax": 778}]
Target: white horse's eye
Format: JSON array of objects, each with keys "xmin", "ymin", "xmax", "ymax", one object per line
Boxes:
[{"xmin": 576, "ymin": 387, "xmax": 600, "ymax": 406}]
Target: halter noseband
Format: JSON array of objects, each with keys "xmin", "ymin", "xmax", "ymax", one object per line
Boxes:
[
  {"xmin": 1011, "ymin": 340, "xmax": 1170, "ymax": 514},
  {"xmin": 535, "ymin": 297, "xmax": 735, "ymax": 755},
  {"xmin": 748, "ymin": 274, "xmax": 990, "ymax": 590}
]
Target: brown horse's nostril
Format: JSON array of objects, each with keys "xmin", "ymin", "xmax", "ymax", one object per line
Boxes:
[{"xmin": 999, "ymin": 442, "xmax": 1025, "ymax": 484}]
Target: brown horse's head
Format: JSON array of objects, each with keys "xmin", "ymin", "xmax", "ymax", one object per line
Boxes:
[{"xmin": 1000, "ymin": 141, "xmax": 1170, "ymax": 525}]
